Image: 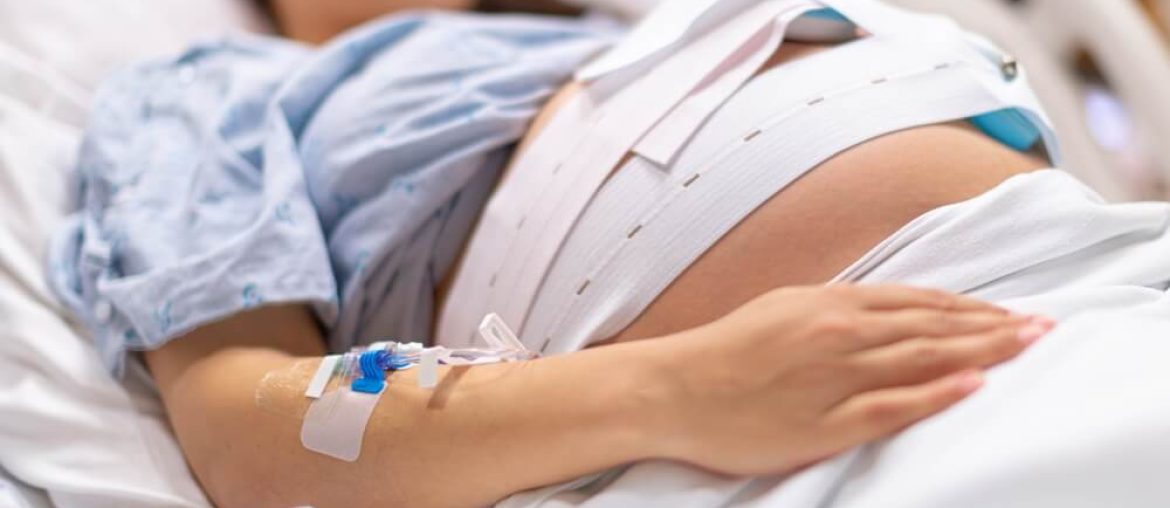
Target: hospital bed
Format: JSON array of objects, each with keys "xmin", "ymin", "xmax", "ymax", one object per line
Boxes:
[
  {"xmin": 1, "ymin": 1, "xmax": 1168, "ymax": 507},
  {"xmin": 887, "ymin": 0, "xmax": 1170, "ymax": 201}
]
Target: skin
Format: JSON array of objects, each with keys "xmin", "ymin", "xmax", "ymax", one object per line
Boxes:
[
  {"xmin": 269, "ymin": 0, "xmax": 476, "ymax": 43},
  {"xmin": 612, "ymin": 119, "xmax": 1045, "ymax": 342},
  {"xmin": 146, "ymin": 6, "xmax": 1054, "ymax": 508},
  {"xmin": 151, "ymin": 291, "xmax": 1045, "ymax": 507}
]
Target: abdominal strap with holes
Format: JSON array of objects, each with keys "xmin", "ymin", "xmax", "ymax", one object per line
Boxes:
[{"xmin": 437, "ymin": 0, "xmax": 1058, "ymax": 353}]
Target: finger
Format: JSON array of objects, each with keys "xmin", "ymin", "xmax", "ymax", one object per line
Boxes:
[
  {"xmin": 823, "ymin": 370, "xmax": 984, "ymax": 446},
  {"xmin": 843, "ymin": 310, "xmax": 1030, "ymax": 350},
  {"xmin": 845, "ymin": 322, "xmax": 1048, "ymax": 390},
  {"xmin": 832, "ymin": 284, "xmax": 1005, "ymax": 314}
]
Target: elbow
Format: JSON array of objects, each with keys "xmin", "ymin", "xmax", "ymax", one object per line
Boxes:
[
  {"xmin": 159, "ymin": 349, "xmax": 316, "ymax": 507},
  {"xmin": 160, "ymin": 349, "xmax": 428, "ymax": 508}
]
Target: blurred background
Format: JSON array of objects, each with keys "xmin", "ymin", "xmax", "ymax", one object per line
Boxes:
[
  {"xmin": 2, "ymin": 0, "xmax": 1167, "ymax": 201},
  {"xmin": 886, "ymin": 0, "xmax": 1170, "ymax": 202}
]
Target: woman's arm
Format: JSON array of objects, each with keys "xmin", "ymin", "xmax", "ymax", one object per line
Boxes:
[
  {"xmin": 149, "ymin": 305, "xmax": 671, "ymax": 507},
  {"xmin": 268, "ymin": 0, "xmax": 475, "ymax": 43},
  {"xmin": 147, "ymin": 286, "xmax": 1044, "ymax": 507}
]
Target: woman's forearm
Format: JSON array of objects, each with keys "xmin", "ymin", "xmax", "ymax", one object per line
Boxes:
[
  {"xmin": 149, "ymin": 305, "xmax": 674, "ymax": 507},
  {"xmin": 150, "ymin": 288, "xmax": 1043, "ymax": 507}
]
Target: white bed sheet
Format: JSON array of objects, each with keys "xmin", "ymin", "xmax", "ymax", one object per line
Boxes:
[
  {"xmin": 0, "ymin": 1, "xmax": 266, "ymax": 506},
  {"xmin": 0, "ymin": 468, "xmax": 52, "ymax": 508}
]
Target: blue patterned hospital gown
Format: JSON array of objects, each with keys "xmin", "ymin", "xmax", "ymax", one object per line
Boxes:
[{"xmin": 48, "ymin": 12, "xmax": 618, "ymax": 374}]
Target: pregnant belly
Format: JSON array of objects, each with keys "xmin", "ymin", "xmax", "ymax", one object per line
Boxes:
[
  {"xmin": 604, "ymin": 120, "xmax": 1047, "ymax": 345},
  {"xmin": 435, "ymin": 41, "xmax": 1048, "ymax": 347}
]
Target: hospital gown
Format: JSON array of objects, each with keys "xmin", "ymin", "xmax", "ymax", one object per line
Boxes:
[{"xmin": 48, "ymin": 12, "xmax": 617, "ymax": 373}]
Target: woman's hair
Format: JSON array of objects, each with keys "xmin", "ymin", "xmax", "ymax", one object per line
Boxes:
[
  {"xmin": 476, "ymin": 0, "xmax": 583, "ymax": 16},
  {"xmin": 255, "ymin": 0, "xmax": 584, "ymax": 39}
]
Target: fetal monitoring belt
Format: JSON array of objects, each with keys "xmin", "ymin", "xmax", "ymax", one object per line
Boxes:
[{"xmin": 438, "ymin": 0, "xmax": 1058, "ymax": 352}]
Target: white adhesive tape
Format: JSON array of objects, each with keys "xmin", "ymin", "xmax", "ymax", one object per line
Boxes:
[
  {"xmin": 300, "ymin": 388, "xmax": 382, "ymax": 462},
  {"xmin": 304, "ymin": 355, "xmax": 340, "ymax": 399},
  {"xmin": 418, "ymin": 348, "xmax": 439, "ymax": 389}
]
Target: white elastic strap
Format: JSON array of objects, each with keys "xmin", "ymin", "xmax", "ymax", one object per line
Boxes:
[
  {"xmin": 442, "ymin": 0, "xmax": 1056, "ymax": 351},
  {"xmin": 823, "ymin": 0, "xmax": 1059, "ymax": 162},
  {"xmin": 633, "ymin": 5, "xmax": 815, "ymax": 165},
  {"xmin": 300, "ymin": 388, "xmax": 382, "ymax": 462},
  {"xmin": 439, "ymin": 0, "xmax": 813, "ymax": 346},
  {"xmin": 304, "ymin": 355, "xmax": 340, "ymax": 399},
  {"xmin": 524, "ymin": 40, "xmax": 1056, "ymax": 352},
  {"xmin": 520, "ymin": 37, "xmax": 930, "ymax": 347},
  {"xmin": 496, "ymin": 0, "xmax": 819, "ymax": 336}
]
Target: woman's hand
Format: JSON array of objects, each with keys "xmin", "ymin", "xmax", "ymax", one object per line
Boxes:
[{"xmin": 649, "ymin": 284, "xmax": 1051, "ymax": 476}]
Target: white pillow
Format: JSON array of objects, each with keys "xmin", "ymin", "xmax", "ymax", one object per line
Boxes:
[
  {"xmin": 0, "ymin": 2, "xmax": 267, "ymax": 506},
  {"xmin": 0, "ymin": 0, "xmax": 269, "ymax": 97}
]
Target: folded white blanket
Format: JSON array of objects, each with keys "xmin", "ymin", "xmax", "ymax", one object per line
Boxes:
[{"xmin": 501, "ymin": 170, "xmax": 1170, "ymax": 507}]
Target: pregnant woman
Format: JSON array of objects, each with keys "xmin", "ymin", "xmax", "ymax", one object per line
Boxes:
[{"xmin": 51, "ymin": 1, "xmax": 1083, "ymax": 506}]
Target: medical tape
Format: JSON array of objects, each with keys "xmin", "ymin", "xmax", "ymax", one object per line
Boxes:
[
  {"xmin": 300, "ymin": 349, "xmax": 402, "ymax": 461},
  {"xmin": 305, "ymin": 355, "xmax": 341, "ymax": 399},
  {"xmin": 418, "ymin": 348, "xmax": 440, "ymax": 389},
  {"xmin": 299, "ymin": 325, "xmax": 537, "ymax": 460},
  {"xmin": 438, "ymin": 0, "xmax": 816, "ymax": 347},
  {"xmin": 300, "ymin": 387, "xmax": 382, "ymax": 462}
]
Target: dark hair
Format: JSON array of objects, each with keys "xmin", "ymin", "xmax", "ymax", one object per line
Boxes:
[{"xmin": 476, "ymin": 0, "xmax": 583, "ymax": 16}]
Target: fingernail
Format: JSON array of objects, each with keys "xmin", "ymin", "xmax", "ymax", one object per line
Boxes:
[
  {"xmin": 1006, "ymin": 313, "xmax": 1029, "ymax": 324},
  {"xmin": 1006, "ymin": 312, "xmax": 1031, "ymax": 322},
  {"xmin": 1017, "ymin": 323, "xmax": 1048, "ymax": 344},
  {"xmin": 956, "ymin": 371, "xmax": 984, "ymax": 393}
]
